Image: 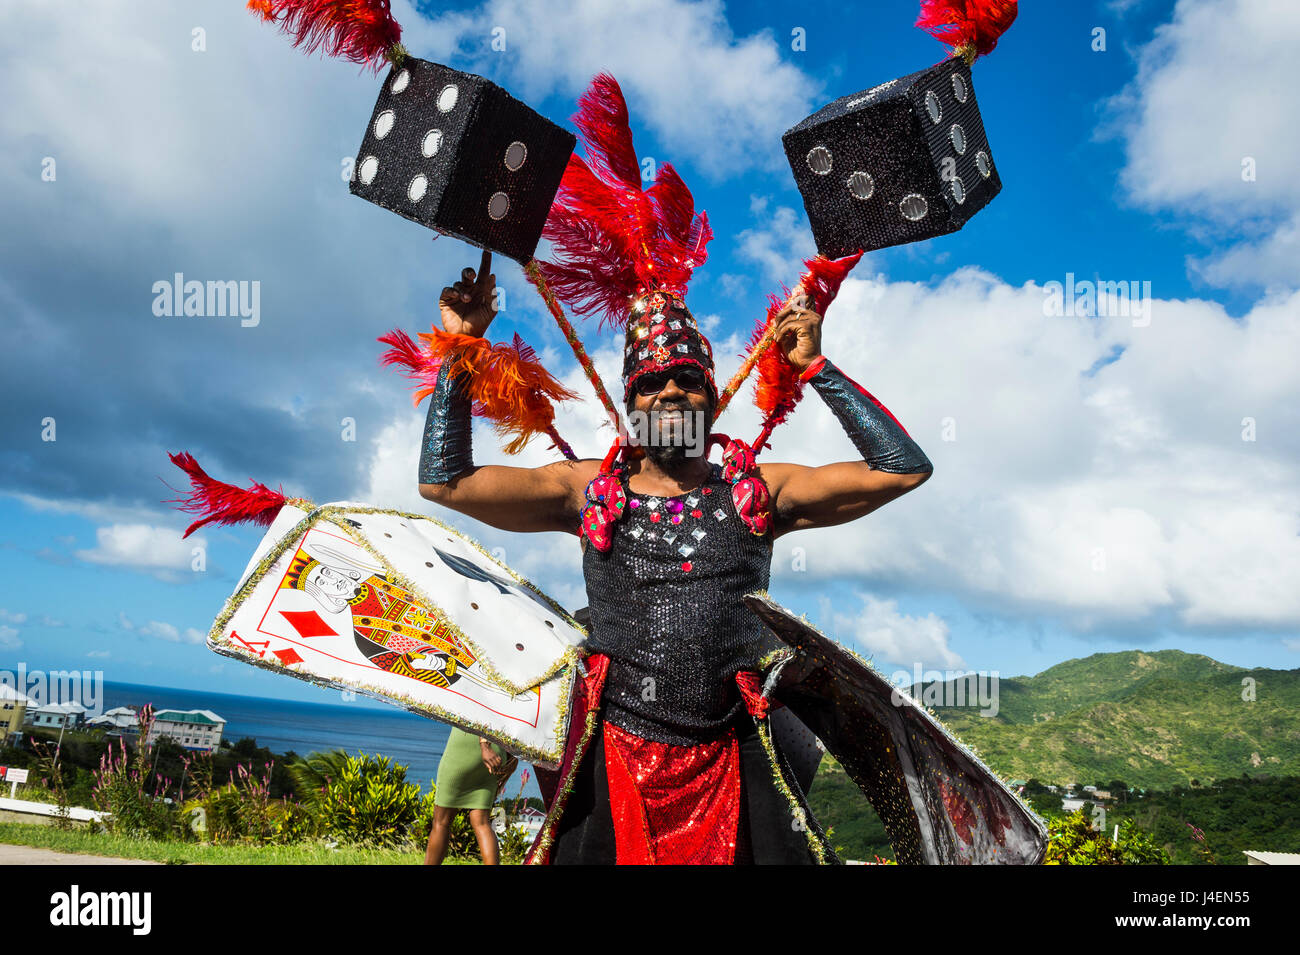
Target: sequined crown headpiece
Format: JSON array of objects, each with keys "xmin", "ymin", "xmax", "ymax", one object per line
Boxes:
[{"xmin": 622, "ymin": 290, "xmax": 716, "ymax": 404}]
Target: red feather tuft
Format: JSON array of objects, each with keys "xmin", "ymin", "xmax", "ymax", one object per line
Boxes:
[
  {"xmin": 541, "ymin": 74, "xmax": 713, "ymax": 330},
  {"xmin": 248, "ymin": 0, "xmax": 402, "ymax": 71},
  {"xmin": 915, "ymin": 0, "xmax": 1018, "ymax": 61},
  {"xmin": 165, "ymin": 452, "xmax": 288, "ymax": 539},
  {"xmin": 383, "ymin": 328, "xmax": 580, "ymax": 455},
  {"xmin": 748, "ymin": 251, "xmax": 865, "ymax": 447}
]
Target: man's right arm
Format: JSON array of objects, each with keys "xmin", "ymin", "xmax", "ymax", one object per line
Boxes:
[{"xmin": 416, "ymin": 356, "xmax": 594, "ymax": 534}]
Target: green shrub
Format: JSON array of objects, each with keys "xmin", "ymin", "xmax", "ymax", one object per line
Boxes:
[
  {"xmin": 1045, "ymin": 809, "xmax": 1169, "ymax": 865},
  {"xmin": 296, "ymin": 751, "xmax": 423, "ymax": 848}
]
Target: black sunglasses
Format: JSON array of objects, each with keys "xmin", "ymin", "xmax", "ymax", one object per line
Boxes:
[{"xmin": 634, "ymin": 367, "xmax": 709, "ymax": 397}]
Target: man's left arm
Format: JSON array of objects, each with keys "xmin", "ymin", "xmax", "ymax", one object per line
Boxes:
[{"xmin": 759, "ymin": 298, "xmax": 933, "ymax": 537}]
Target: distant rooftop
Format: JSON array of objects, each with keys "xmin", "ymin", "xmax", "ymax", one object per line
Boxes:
[
  {"xmin": 31, "ymin": 701, "xmax": 88, "ymax": 714},
  {"xmin": 1243, "ymin": 851, "xmax": 1300, "ymax": 866},
  {"xmin": 0, "ymin": 686, "xmax": 37, "ymax": 705},
  {"xmin": 153, "ymin": 709, "xmax": 225, "ymax": 726}
]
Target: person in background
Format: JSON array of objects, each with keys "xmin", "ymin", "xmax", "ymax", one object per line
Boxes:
[{"xmin": 424, "ymin": 726, "xmax": 516, "ymax": 865}]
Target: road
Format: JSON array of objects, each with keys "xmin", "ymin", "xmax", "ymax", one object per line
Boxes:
[{"xmin": 0, "ymin": 843, "xmax": 159, "ymax": 865}]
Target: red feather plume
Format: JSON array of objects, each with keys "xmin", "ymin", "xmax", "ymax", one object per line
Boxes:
[
  {"xmin": 539, "ymin": 74, "xmax": 713, "ymax": 330},
  {"xmin": 916, "ymin": 0, "xmax": 1018, "ymax": 61},
  {"xmin": 165, "ymin": 452, "xmax": 290, "ymax": 539},
  {"xmin": 748, "ymin": 251, "xmax": 864, "ymax": 449},
  {"xmin": 246, "ymin": 0, "xmax": 403, "ymax": 72}
]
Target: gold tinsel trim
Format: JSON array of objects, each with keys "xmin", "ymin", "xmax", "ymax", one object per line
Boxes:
[
  {"xmin": 754, "ymin": 717, "xmax": 834, "ymax": 864},
  {"xmin": 527, "ymin": 708, "xmax": 601, "ymax": 864}
]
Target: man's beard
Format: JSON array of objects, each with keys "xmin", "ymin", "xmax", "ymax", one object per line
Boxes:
[{"xmin": 639, "ymin": 400, "xmax": 713, "ymax": 471}]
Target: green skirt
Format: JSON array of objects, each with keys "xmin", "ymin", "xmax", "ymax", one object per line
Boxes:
[{"xmin": 434, "ymin": 727, "xmax": 507, "ymax": 810}]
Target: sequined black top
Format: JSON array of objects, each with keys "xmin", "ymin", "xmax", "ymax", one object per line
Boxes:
[{"xmin": 582, "ymin": 462, "xmax": 773, "ymax": 745}]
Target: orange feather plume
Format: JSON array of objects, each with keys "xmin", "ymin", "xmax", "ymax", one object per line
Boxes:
[{"xmin": 379, "ymin": 328, "xmax": 579, "ymax": 456}]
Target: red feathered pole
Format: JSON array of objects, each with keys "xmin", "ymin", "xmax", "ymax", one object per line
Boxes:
[
  {"xmin": 165, "ymin": 452, "xmax": 292, "ymax": 539},
  {"xmin": 246, "ymin": 0, "xmax": 403, "ymax": 72},
  {"xmin": 916, "ymin": 0, "xmax": 1018, "ymax": 64},
  {"xmin": 745, "ymin": 251, "xmax": 865, "ymax": 451}
]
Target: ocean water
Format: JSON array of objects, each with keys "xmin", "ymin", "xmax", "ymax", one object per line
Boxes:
[{"xmin": 94, "ymin": 681, "xmax": 539, "ymax": 798}]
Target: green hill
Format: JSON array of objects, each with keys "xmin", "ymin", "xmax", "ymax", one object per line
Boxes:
[
  {"xmin": 911, "ymin": 650, "xmax": 1297, "ymax": 789},
  {"xmin": 809, "ymin": 649, "xmax": 1300, "ymax": 861}
]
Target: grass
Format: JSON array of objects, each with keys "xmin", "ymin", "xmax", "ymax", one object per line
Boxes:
[{"xmin": 0, "ymin": 822, "xmax": 480, "ymax": 865}]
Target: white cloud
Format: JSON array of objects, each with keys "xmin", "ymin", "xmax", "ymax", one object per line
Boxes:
[
  {"xmin": 116, "ymin": 613, "xmax": 203, "ymax": 645},
  {"xmin": 75, "ymin": 524, "xmax": 205, "ymax": 576},
  {"xmin": 824, "ymin": 593, "xmax": 964, "ymax": 671},
  {"xmin": 730, "ymin": 197, "xmax": 818, "ymax": 285},
  {"xmin": 87, "ymin": 650, "xmax": 110, "ymax": 659},
  {"xmin": 138, "ymin": 620, "xmax": 181, "ymax": 642},
  {"xmin": 7, "ymin": 493, "xmax": 178, "ymax": 530},
  {"xmin": 1106, "ymin": 0, "xmax": 1300, "ymax": 289},
  {"xmin": 764, "ymin": 270, "xmax": 1300, "ymax": 630},
  {"xmin": 1192, "ymin": 213, "xmax": 1300, "ymax": 291},
  {"xmin": 0, "ymin": 610, "xmax": 27, "ymax": 624},
  {"xmin": 0, "ymin": 625, "xmax": 21, "ymax": 650},
  {"xmin": 357, "ymin": 225, "xmax": 1300, "ymax": 641},
  {"xmin": 414, "ymin": 0, "xmax": 819, "ymax": 177}
]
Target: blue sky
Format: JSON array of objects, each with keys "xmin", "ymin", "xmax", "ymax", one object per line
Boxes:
[{"xmin": 2, "ymin": 0, "xmax": 1298, "ymax": 708}]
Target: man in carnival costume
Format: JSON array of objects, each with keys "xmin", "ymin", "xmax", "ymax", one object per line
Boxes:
[{"xmin": 417, "ymin": 76, "xmax": 933, "ymax": 865}]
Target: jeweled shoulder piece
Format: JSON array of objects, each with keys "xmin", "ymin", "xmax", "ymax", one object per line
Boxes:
[{"xmin": 351, "ymin": 59, "xmax": 576, "ymax": 264}]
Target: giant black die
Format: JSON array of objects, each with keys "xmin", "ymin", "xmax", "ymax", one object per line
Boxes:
[
  {"xmin": 350, "ymin": 59, "xmax": 576, "ymax": 264},
  {"xmin": 783, "ymin": 58, "xmax": 1002, "ymax": 257}
]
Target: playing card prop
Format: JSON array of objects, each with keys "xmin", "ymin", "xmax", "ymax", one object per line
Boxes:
[
  {"xmin": 168, "ymin": 450, "xmax": 585, "ymax": 767},
  {"xmin": 247, "ymin": 2, "xmax": 574, "ymax": 264},
  {"xmin": 745, "ymin": 593, "xmax": 1047, "ymax": 865},
  {"xmin": 783, "ymin": 1, "xmax": 1017, "ymax": 257},
  {"xmin": 351, "ymin": 59, "xmax": 576, "ymax": 264},
  {"xmin": 213, "ymin": 501, "xmax": 583, "ymax": 766}
]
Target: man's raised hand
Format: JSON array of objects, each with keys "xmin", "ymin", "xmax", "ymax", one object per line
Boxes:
[
  {"xmin": 771, "ymin": 285, "xmax": 824, "ymax": 374},
  {"xmin": 439, "ymin": 249, "xmax": 497, "ymax": 338}
]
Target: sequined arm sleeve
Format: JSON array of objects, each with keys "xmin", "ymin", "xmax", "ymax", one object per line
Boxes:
[
  {"xmin": 800, "ymin": 356, "xmax": 932, "ymax": 475},
  {"xmin": 418, "ymin": 359, "xmax": 474, "ymax": 485}
]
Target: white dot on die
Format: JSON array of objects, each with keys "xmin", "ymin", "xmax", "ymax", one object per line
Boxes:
[
  {"xmin": 422, "ymin": 129, "xmax": 443, "ymax": 158},
  {"xmin": 359, "ymin": 156, "xmax": 379, "ymax": 185},
  {"xmin": 488, "ymin": 191, "xmax": 509, "ymax": 220},
  {"xmin": 437, "ymin": 84, "xmax": 459, "ymax": 113},
  {"xmin": 925, "ymin": 90, "xmax": 942, "ymax": 124},
  {"xmin": 504, "ymin": 141, "xmax": 527, "ymax": 171},
  {"xmin": 391, "ymin": 69, "xmax": 410, "ymax": 94},
  {"xmin": 374, "ymin": 110, "xmax": 395, "ymax": 140},
  {"xmin": 900, "ymin": 193, "xmax": 928, "ymax": 221},
  {"xmin": 806, "ymin": 145, "xmax": 832, "ymax": 175},
  {"xmin": 409, "ymin": 174, "xmax": 428, "ymax": 203}
]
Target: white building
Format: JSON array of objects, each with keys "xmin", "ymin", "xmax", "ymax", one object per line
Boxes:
[
  {"xmin": 1243, "ymin": 851, "xmax": 1300, "ymax": 866},
  {"xmin": 86, "ymin": 706, "xmax": 141, "ymax": 734},
  {"xmin": 146, "ymin": 709, "xmax": 226, "ymax": 752},
  {"xmin": 24, "ymin": 701, "xmax": 88, "ymax": 729}
]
